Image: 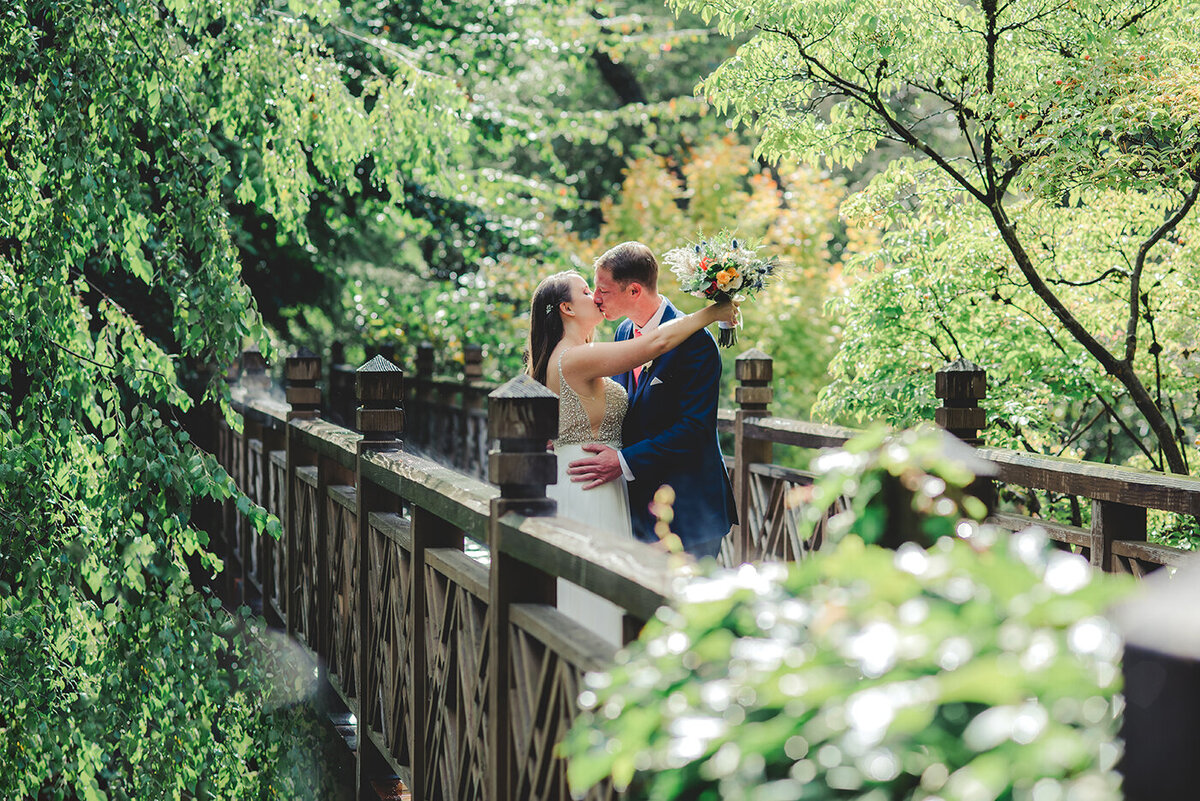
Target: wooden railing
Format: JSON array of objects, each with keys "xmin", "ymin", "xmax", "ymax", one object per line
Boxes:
[
  {"xmin": 210, "ymin": 344, "xmax": 1198, "ymax": 800},
  {"xmin": 716, "ymin": 352, "xmax": 1197, "ymax": 573},
  {"xmin": 214, "ymin": 353, "xmax": 674, "ymax": 800}
]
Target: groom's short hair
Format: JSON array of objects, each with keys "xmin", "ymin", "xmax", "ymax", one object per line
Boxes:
[{"xmin": 595, "ymin": 241, "xmax": 658, "ymax": 290}]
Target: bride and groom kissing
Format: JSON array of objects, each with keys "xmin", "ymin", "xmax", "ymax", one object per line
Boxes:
[{"xmin": 526, "ymin": 241, "xmax": 739, "ymax": 644}]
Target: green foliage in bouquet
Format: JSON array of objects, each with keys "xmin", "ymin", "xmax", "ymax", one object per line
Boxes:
[{"xmin": 560, "ymin": 427, "xmax": 1132, "ymax": 800}]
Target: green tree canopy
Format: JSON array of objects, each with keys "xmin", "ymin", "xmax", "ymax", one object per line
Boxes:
[
  {"xmin": 1, "ymin": 0, "xmax": 549, "ymax": 794},
  {"xmin": 670, "ymin": 0, "xmax": 1200, "ymax": 473}
]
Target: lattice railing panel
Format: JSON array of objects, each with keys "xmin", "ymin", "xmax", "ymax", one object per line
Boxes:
[
  {"xmin": 424, "ymin": 551, "xmax": 490, "ymax": 801},
  {"xmin": 231, "ymin": 433, "xmax": 246, "ymax": 566},
  {"xmin": 743, "ymin": 465, "xmax": 844, "ymax": 562},
  {"xmin": 293, "ymin": 467, "xmax": 319, "ymax": 650},
  {"xmin": 364, "ymin": 516, "xmax": 414, "ymax": 768},
  {"xmin": 509, "ymin": 606, "xmax": 620, "ymax": 801},
  {"xmin": 327, "ymin": 486, "xmax": 358, "ymax": 697},
  {"xmin": 266, "ymin": 451, "xmax": 287, "ymax": 618},
  {"xmin": 246, "ymin": 439, "xmax": 264, "ymax": 587}
]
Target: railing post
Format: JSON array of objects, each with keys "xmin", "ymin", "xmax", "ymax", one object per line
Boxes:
[
  {"xmin": 220, "ymin": 359, "xmax": 239, "ymax": 605},
  {"xmin": 412, "ymin": 342, "xmax": 434, "ymax": 453},
  {"xmin": 487, "ymin": 375, "xmax": 558, "ymax": 801},
  {"xmin": 935, "ymin": 359, "xmax": 995, "ymax": 516},
  {"xmin": 238, "ymin": 348, "xmax": 268, "ymax": 605},
  {"xmin": 260, "ymin": 417, "xmax": 287, "ymax": 627},
  {"xmin": 462, "ymin": 342, "xmax": 485, "ymax": 475},
  {"xmin": 285, "ymin": 347, "xmax": 322, "ymax": 421},
  {"xmin": 1115, "ymin": 555, "xmax": 1200, "ymax": 801},
  {"xmin": 734, "ymin": 349, "xmax": 774, "ymax": 563},
  {"xmin": 328, "ymin": 341, "xmax": 352, "ymax": 429},
  {"xmin": 284, "ymin": 349, "xmax": 321, "ymax": 638},
  {"xmin": 935, "ymin": 359, "xmax": 987, "ymax": 446},
  {"xmin": 354, "ymin": 355, "xmax": 403, "ymax": 799},
  {"xmin": 1092, "ymin": 500, "xmax": 1147, "ymax": 572},
  {"xmin": 241, "ymin": 346, "xmax": 269, "ymax": 396}
]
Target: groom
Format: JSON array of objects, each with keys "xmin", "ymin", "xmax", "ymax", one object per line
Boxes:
[{"xmin": 567, "ymin": 241, "xmax": 736, "ymax": 559}]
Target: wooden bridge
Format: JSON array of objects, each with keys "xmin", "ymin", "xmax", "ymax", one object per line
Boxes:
[{"xmin": 203, "ymin": 345, "xmax": 1198, "ymax": 800}]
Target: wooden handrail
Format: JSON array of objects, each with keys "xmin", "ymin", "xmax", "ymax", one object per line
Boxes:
[
  {"xmin": 232, "ymin": 387, "xmax": 675, "ymax": 612},
  {"xmin": 209, "ymin": 344, "xmax": 1196, "ymax": 800}
]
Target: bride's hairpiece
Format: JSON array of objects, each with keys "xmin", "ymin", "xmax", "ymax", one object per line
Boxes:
[{"xmin": 545, "ymin": 303, "xmax": 555, "ymax": 316}]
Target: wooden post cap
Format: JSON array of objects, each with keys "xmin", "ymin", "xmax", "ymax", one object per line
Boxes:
[
  {"xmin": 285, "ymin": 346, "xmax": 321, "ymax": 382},
  {"xmin": 416, "ymin": 343, "xmax": 435, "ymax": 376},
  {"xmin": 735, "ymin": 348, "xmax": 773, "ymax": 383},
  {"xmin": 488, "ymin": 375, "xmax": 558, "ymax": 505},
  {"xmin": 241, "ymin": 347, "xmax": 267, "ymax": 374},
  {"xmin": 735, "ymin": 348, "xmax": 773, "ymax": 410},
  {"xmin": 464, "ymin": 343, "xmax": 484, "ymax": 381},
  {"xmin": 285, "ymin": 347, "xmax": 322, "ymax": 417},
  {"xmin": 488, "ymin": 375, "xmax": 558, "ymax": 442},
  {"xmin": 240, "ymin": 348, "xmax": 269, "ymax": 394},
  {"xmin": 356, "ymin": 355, "xmax": 404, "ymax": 403},
  {"xmin": 356, "ymin": 355, "xmax": 404, "ymax": 443},
  {"xmin": 935, "ymin": 359, "xmax": 987, "ymax": 402}
]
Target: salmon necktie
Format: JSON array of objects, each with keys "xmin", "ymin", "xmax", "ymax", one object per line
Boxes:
[{"xmin": 632, "ymin": 327, "xmax": 643, "ymax": 385}]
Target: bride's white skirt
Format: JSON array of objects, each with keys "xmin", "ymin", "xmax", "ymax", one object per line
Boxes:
[{"xmin": 548, "ymin": 442, "xmax": 633, "ymax": 647}]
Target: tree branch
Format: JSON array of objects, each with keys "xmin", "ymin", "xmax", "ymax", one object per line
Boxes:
[{"xmin": 1124, "ymin": 179, "xmax": 1200, "ymax": 363}]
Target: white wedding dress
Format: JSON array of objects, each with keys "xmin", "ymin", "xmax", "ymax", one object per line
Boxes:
[{"xmin": 547, "ymin": 349, "xmax": 633, "ymax": 647}]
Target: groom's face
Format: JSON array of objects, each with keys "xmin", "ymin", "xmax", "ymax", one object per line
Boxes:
[{"xmin": 593, "ymin": 267, "xmax": 633, "ymax": 322}]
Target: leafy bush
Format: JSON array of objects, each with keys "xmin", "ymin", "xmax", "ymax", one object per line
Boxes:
[{"xmin": 561, "ymin": 427, "xmax": 1131, "ymax": 800}]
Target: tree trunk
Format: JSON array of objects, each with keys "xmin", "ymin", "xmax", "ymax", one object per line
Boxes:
[{"xmin": 987, "ymin": 204, "xmax": 1189, "ymax": 475}]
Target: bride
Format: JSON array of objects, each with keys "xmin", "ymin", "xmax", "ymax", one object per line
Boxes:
[{"xmin": 525, "ymin": 270, "xmax": 735, "ymax": 644}]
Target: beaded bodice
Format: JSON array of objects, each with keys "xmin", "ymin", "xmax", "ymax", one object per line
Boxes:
[{"xmin": 554, "ymin": 349, "xmax": 627, "ymax": 446}]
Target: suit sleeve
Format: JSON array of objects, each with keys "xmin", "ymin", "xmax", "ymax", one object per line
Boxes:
[{"xmin": 620, "ymin": 329, "xmax": 720, "ymax": 477}]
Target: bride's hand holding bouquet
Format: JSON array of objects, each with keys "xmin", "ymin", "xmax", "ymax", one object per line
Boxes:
[{"xmin": 662, "ymin": 232, "xmax": 778, "ymax": 347}]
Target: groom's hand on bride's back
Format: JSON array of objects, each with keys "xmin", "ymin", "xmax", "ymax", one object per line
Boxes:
[{"xmin": 566, "ymin": 443, "xmax": 621, "ymax": 490}]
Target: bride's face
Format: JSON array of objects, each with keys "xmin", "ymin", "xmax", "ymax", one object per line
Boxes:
[{"xmin": 567, "ymin": 276, "xmax": 603, "ymax": 329}]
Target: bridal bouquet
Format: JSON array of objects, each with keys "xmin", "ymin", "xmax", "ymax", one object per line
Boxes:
[{"xmin": 662, "ymin": 232, "xmax": 779, "ymax": 347}]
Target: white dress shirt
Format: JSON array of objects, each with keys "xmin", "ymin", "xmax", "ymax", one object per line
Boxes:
[{"xmin": 618, "ymin": 299, "xmax": 666, "ymax": 481}]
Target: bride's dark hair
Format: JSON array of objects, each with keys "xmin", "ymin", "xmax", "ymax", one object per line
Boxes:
[{"xmin": 525, "ymin": 270, "xmax": 580, "ymax": 386}]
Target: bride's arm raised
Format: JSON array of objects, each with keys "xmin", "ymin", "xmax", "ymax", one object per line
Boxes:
[{"xmin": 563, "ymin": 301, "xmax": 738, "ymax": 381}]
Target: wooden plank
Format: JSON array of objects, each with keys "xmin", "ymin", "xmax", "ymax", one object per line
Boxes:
[
  {"xmin": 359, "ymin": 448, "xmax": 494, "ymax": 544},
  {"xmin": 1111, "ymin": 539, "xmax": 1192, "ymax": 568},
  {"xmin": 510, "ymin": 602, "xmax": 618, "ymax": 674},
  {"xmin": 296, "ymin": 465, "xmax": 318, "ymax": 488},
  {"xmin": 290, "ymin": 418, "xmax": 360, "ymax": 472},
  {"xmin": 979, "ymin": 447, "xmax": 1200, "ymax": 515},
  {"xmin": 496, "ymin": 514, "xmax": 672, "ymax": 622},
  {"xmin": 270, "ymin": 449, "xmax": 287, "ymax": 470},
  {"xmin": 328, "ymin": 484, "xmax": 357, "ymax": 512},
  {"xmin": 741, "ymin": 417, "xmax": 858, "ymax": 450},
  {"xmin": 368, "ymin": 511, "xmax": 412, "ymax": 550},
  {"xmin": 749, "ymin": 461, "xmax": 817, "ymax": 483},
  {"xmin": 988, "ymin": 512, "xmax": 1094, "ymax": 549},
  {"xmin": 231, "ymin": 391, "xmax": 291, "ymax": 425},
  {"xmin": 427, "ymin": 547, "xmax": 489, "ymax": 600}
]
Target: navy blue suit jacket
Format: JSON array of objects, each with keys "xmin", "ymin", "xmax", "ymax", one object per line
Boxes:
[{"xmin": 614, "ymin": 299, "xmax": 737, "ymax": 549}]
